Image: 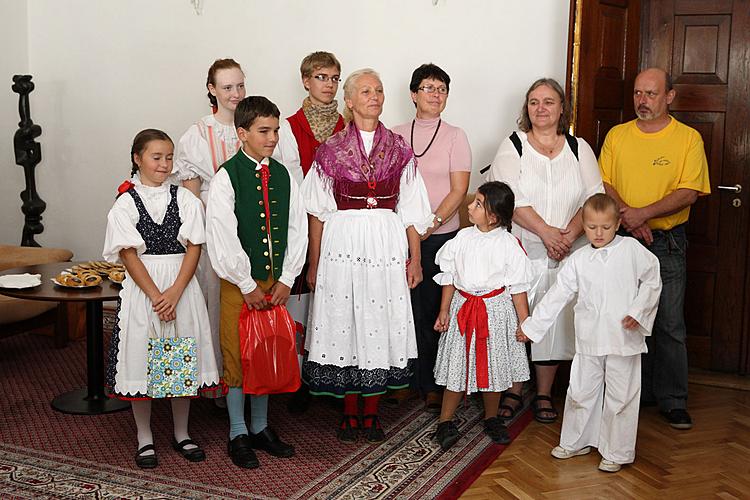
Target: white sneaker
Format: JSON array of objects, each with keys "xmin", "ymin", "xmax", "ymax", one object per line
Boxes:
[
  {"xmin": 598, "ymin": 458, "xmax": 622, "ymax": 472},
  {"xmin": 551, "ymin": 446, "xmax": 591, "ymax": 459}
]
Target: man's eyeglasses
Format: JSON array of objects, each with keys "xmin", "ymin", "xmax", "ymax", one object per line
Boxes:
[
  {"xmin": 418, "ymin": 85, "xmax": 448, "ymax": 95},
  {"xmin": 313, "ymin": 74, "xmax": 341, "ymax": 83}
]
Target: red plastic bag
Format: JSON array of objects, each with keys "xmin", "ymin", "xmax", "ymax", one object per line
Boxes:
[{"xmin": 238, "ymin": 302, "xmax": 301, "ymax": 395}]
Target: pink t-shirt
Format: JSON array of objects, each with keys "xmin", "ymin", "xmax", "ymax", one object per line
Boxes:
[{"xmin": 393, "ymin": 117, "xmax": 472, "ymax": 234}]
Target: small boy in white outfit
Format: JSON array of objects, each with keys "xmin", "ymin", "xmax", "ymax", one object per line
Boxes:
[{"xmin": 518, "ymin": 193, "xmax": 662, "ymax": 472}]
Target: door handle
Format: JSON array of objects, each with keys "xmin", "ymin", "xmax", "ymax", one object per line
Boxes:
[{"xmin": 717, "ymin": 184, "xmax": 742, "ymax": 193}]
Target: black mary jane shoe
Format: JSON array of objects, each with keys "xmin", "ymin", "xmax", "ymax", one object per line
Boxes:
[
  {"xmin": 362, "ymin": 415, "xmax": 386, "ymax": 443},
  {"xmin": 172, "ymin": 438, "xmax": 206, "ymax": 462},
  {"xmin": 135, "ymin": 444, "xmax": 158, "ymax": 469},
  {"xmin": 228, "ymin": 434, "xmax": 260, "ymax": 469},
  {"xmin": 336, "ymin": 415, "xmax": 359, "ymax": 443},
  {"xmin": 250, "ymin": 427, "xmax": 295, "ymax": 458},
  {"xmin": 483, "ymin": 416, "xmax": 511, "ymax": 444},
  {"xmin": 435, "ymin": 421, "xmax": 460, "ymax": 451}
]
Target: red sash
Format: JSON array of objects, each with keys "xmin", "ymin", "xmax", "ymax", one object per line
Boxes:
[{"xmin": 457, "ymin": 287, "xmax": 505, "ymax": 390}]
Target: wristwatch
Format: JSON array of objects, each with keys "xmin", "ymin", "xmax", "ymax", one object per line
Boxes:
[{"xmin": 432, "ymin": 213, "xmax": 443, "ymax": 226}]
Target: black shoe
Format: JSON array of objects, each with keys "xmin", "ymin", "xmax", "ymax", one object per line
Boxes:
[
  {"xmin": 287, "ymin": 385, "xmax": 312, "ymax": 415},
  {"xmin": 362, "ymin": 415, "xmax": 386, "ymax": 443},
  {"xmin": 337, "ymin": 415, "xmax": 359, "ymax": 443},
  {"xmin": 435, "ymin": 421, "xmax": 460, "ymax": 451},
  {"xmin": 135, "ymin": 444, "xmax": 157, "ymax": 469},
  {"xmin": 483, "ymin": 417, "xmax": 511, "ymax": 444},
  {"xmin": 228, "ymin": 434, "xmax": 260, "ymax": 468},
  {"xmin": 171, "ymin": 438, "xmax": 206, "ymax": 462},
  {"xmin": 250, "ymin": 427, "xmax": 295, "ymax": 457},
  {"xmin": 660, "ymin": 409, "xmax": 693, "ymax": 430}
]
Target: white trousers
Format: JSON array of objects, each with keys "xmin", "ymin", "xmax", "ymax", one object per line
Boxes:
[{"xmin": 560, "ymin": 353, "xmax": 641, "ymax": 464}]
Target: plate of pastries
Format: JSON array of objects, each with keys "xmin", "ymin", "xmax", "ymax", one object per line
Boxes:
[{"xmin": 52, "ymin": 261, "xmax": 126, "ymax": 288}]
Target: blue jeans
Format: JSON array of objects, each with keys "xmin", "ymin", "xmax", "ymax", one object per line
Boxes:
[{"xmin": 640, "ymin": 224, "xmax": 689, "ymax": 411}]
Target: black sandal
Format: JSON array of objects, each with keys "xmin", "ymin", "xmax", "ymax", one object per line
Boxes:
[
  {"xmin": 172, "ymin": 438, "xmax": 206, "ymax": 462},
  {"xmin": 337, "ymin": 415, "xmax": 359, "ymax": 443},
  {"xmin": 135, "ymin": 444, "xmax": 157, "ymax": 469},
  {"xmin": 532, "ymin": 395, "xmax": 559, "ymax": 424},
  {"xmin": 362, "ymin": 415, "xmax": 386, "ymax": 443},
  {"xmin": 498, "ymin": 391, "xmax": 523, "ymax": 423}
]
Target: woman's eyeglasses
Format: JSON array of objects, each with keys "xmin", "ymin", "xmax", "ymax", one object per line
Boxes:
[
  {"xmin": 313, "ymin": 74, "xmax": 341, "ymax": 83},
  {"xmin": 418, "ymin": 85, "xmax": 448, "ymax": 95}
]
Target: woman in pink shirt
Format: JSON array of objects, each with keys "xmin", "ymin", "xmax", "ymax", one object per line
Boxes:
[{"xmin": 392, "ymin": 64, "xmax": 471, "ymax": 411}]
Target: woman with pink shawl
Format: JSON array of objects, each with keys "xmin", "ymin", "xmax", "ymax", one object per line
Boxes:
[{"xmin": 300, "ymin": 68, "xmax": 432, "ymax": 443}]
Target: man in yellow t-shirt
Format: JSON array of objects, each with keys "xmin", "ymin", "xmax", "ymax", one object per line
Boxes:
[{"xmin": 598, "ymin": 68, "xmax": 710, "ymax": 431}]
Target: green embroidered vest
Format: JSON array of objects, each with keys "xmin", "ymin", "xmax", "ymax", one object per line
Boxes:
[{"xmin": 221, "ymin": 152, "xmax": 291, "ymax": 281}]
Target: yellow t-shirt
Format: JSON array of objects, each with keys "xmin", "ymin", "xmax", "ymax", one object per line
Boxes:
[{"xmin": 598, "ymin": 117, "xmax": 711, "ymax": 230}]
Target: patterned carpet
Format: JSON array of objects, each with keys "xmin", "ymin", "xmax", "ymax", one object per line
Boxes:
[{"xmin": 0, "ymin": 323, "xmax": 531, "ymax": 499}]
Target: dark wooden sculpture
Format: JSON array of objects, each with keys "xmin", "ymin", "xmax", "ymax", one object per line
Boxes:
[{"xmin": 12, "ymin": 75, "xmax": 46, "ymax": 247}]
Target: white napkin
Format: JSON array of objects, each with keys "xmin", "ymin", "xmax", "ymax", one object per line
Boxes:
[{"xmin": 0, "ymin": 273, "xmax": 42, "ymax": 288}]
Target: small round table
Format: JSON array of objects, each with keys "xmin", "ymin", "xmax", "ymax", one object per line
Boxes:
[{"xmin": 0, "ymin": 262, "xmax": 130, "ymax": 415}]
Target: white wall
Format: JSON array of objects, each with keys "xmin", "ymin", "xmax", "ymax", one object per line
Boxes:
[
  {"xmin": 1, "ymin": 0, "xmax": 29, "ymax": 244},
  {"xmin": 0, "ymin": 0, "xmax": 570, "ymax": 258}
]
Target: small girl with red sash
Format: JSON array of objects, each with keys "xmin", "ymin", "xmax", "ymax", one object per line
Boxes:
[{"xmin": 433, "ymin": 181, "xmax": 533, "ymax": 450}]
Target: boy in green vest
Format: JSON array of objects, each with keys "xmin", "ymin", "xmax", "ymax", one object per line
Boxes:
[{"xmin": 205, "ymin": 96, "xmax": 308, "ymax": 469}]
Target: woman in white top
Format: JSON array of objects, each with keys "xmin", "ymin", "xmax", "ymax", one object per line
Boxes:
[
  {"xmin": 487, "ymin": 78, "xmax": 603, "ymax": 424},
  {"xmin": 173, "ymin": 59, "xmax": 297, "ymax": 374}
]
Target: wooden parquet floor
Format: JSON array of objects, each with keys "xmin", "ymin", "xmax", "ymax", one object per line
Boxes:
[{"xmin": 462, "ymin": 380, "xmax": 750, "ymax": 499}]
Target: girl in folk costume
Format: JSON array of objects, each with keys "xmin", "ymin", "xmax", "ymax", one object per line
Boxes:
[
  {"xmin": 301, "ymin": 69, "xmax": 433, "ymax": 442},
  {"xmin": 433, "ymin": 181, "xmax": 533, "ymax": 451},
  {"xmin": 173, "ymin": 59, "xmax": 298, "ymax": 383},
  {"xmin": 104, "ymin": 129, "xmax": 220, "ymax": 468}
]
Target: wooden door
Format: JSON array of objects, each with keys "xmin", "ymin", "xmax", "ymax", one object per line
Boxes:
[
  {"xmin": 641, "ymin": 0, "xmax": 750, "ymax": 373},
  {"xmin": 571, "ymin": 0, "xmax": 750, "ymax": 373},
  {"xmin": 570, "ymin": 0, "xmax": 641, "ymax": 154}
]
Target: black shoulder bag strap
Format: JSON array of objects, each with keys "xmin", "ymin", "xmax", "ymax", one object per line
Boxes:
[{"xmin": 480, "ymin": 132, "xmax": 523, "ymax": 174}]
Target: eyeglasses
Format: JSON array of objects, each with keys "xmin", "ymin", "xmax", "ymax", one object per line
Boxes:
[
  {"xmin": 313, "ymin": 74, "xmax": 341, "ymax": 83},
  {"xmin": 418, "ymin": 85, "xmax": 448, "ymax": 95}
]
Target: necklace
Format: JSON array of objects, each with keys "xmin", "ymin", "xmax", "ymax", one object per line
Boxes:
[
  {"xmin": 529, "ymin": 131, "xmax": 561, "ymax": 155},
  {"xmin": 410, "ymin": 119, "xmax": 441, "ymax": 158}
]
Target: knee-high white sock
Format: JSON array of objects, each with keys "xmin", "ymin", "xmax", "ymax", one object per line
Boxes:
[
  {"xmin": 170, "ymin": 398, "xmax": 196, "ymax": 450},
  {"xmin": 131, "ymin": 400, "xmax": 154, "ymax": 455}
]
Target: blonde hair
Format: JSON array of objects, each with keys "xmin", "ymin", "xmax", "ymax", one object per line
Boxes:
[
  {"xmin": 300, "ymin": 51, "xmax": 341, "ymax": 79},
  {"xmin": 342, "ymin": 68, "xmax": 381, "ymax": 123},
  {"xmin": 582, "ymin": 193, "xmax": 619, "ymax": 219}
]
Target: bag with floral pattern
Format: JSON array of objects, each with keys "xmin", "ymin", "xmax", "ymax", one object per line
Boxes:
[{"xmin": 146, "ymin": 320, "xmax": 198, "ymax": 398}]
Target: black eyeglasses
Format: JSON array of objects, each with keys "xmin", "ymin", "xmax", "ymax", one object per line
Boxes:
[{"xmin": 313, "ymin": 74, "xmax": 341, "ymax": 83}]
